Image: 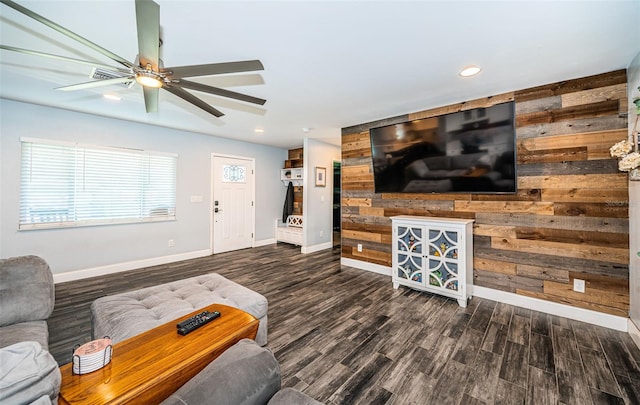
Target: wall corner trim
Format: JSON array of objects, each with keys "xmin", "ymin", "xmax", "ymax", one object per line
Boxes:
[
  {"xmin": 301, "ymin": 241, "xmax": 333, "ymax": 254},
  {"xmin": 474, "ymin": 286, "xmax": 628, "ymax": 332},
  {"xmin": 629, "ymin": 319, "xmax": 640, "ymax": 349},
  {"xmin": 254, "ymin": 238, "xmax": 276, "ymax": 247},
  {"xmin": 340, "ymin": 257, "xmax": 392, "ymax": 276},
  {"xmin": 53, "ymin": 249, "xmax": 212, "ymax": 284}
]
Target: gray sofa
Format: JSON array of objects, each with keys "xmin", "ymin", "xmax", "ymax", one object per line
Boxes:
[
  {"xmin": 0, "ymin": 255, "xmax": 61, "ymax": 405},
  {"xmin": 0, "ymin": 255, "xmax": 55, "ymax": 349},
  {"xmin": 161, "ymin": 338, "xmax": 322, "ymax": 405},
  {"xmin": 0, "ymin": 257, "xmax": 319, "ymax": 404}
]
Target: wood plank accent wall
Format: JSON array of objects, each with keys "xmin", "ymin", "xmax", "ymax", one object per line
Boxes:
[
  {"xmin": 285, "ymin": 148, "xmax": 304, "ymax": 215},
  {"xmin": 341, "ymin": 70, "xmax": 630, "ymax": 317}
]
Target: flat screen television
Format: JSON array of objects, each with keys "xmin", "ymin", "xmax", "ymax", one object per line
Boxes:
[{"xmin": 369, "ymin": 101, "xmax": 516, "ymax": 194}]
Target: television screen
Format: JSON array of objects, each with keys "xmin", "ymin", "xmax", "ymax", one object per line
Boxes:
[{"xmin": 369, "ymin": 101, "xmax": 516, "ymax": 194}]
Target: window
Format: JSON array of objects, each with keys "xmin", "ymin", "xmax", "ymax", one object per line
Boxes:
[
  {"xmin": 19, "ymin": 138, "xmax": 177, "ymax": 230},
  {"xmin": 222, "ymin": 164, "xmax": 246, "ymax": 183}
]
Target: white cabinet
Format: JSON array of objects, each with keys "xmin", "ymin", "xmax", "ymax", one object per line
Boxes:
[{"xmin": 391, "ymin": 216, "xmax": 474, "ymax": 307}]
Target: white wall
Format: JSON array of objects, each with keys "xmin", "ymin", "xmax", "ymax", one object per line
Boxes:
[
  {"xmin": 302, "ymin": 138, "xmax": 340, "ymax": 252},
  {"xmin": 627, "ymin": 52, "xmax": 640, "ymax": 335},
  {"xmin": 0, "ymin": 99, "xmax": 286, "ymax": 275}
]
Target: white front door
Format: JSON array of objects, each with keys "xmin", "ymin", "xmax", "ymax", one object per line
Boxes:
[{"xmin": 212, "ymin": 155, "xmax": 255, "ymax": 254}]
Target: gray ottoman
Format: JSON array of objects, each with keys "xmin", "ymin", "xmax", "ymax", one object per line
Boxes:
[{"xmin": 91, "ymin": 273, "xmax": 268, "ymax": 346}]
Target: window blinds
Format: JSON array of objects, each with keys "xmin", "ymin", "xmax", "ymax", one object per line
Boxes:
[{"xmin": 19, "ymin": 139, "xmax": 177, "ymax": 230}]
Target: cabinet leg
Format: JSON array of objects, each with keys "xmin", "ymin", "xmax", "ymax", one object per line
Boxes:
[
  {"xmin": 393, "ymin": 282, "xmax": 399, "ymax": 289},
  {"xmin": 457, "ymin": 298, "xmax": 467, "ymax": 308}
]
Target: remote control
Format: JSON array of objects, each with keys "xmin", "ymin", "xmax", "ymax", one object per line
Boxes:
[
  {"xmin": 177, "ymin": 311, "xmax": 221, "ymax": 335},
  {"xmin": 176, "ymin": 311, "xmax": 210, "ymax": 329}
]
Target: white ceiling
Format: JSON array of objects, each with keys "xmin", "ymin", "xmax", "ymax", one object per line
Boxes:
[{"xmin": 1, "ymin": 1, "xmax": 639, "ymax": 149}]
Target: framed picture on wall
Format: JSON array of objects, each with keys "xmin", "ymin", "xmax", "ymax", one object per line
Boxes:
[{"xmin": 315, "ymin": 167, "xmax": 326, "ymax": 187}]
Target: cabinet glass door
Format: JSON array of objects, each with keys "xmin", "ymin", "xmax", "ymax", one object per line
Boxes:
[
  {"xmin": 427, "ymin": 229, "xmax": 459, "ymax": 291},
  {"xmin": 396, "ymin": 225, "xmax": 424, "ymax": 284}
]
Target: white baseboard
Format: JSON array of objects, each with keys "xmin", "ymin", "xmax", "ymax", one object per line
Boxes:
[
  {"xmin": 53, "ymin": 249, "xmax": 212, "ymax": 284},
  {"xmin": 473, "ymin": 286, "xmax": 628, "ymax": 332},
  {"xmin": 629, "ymin": 319, "xmax": 640, "ymax": 349},
  {"xmin": 340, "ymin": 257, "xmax": 391, "ymax": 276},
  {"xmin": 254, "ymin": 238, "xmax": 276, "ymax": 247},
  {"xmin": 341, "ymin": 258, "xmax": 628, "ymax": 332},
  {"xmin": 302, "ymin": 241, "xmax": 333, "ymax": 254}
]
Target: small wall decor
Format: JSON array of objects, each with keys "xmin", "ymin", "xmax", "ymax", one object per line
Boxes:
[{"xmin": 315, "ymin": 167, "xmax": 326, "ymax": 187}]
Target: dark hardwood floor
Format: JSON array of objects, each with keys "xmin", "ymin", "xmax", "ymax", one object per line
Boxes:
[{"xmin": 50, "ymin": 243, "xmax": 640, "ymax": 404}]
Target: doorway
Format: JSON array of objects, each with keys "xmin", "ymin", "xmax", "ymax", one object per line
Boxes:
[
  {"xmin": 333, "ymin": 160, "xmax": 341, "ymax": 247},
  {"xmin": 211, "ymin": 154, "xmax": 255, "ymax": 254}
]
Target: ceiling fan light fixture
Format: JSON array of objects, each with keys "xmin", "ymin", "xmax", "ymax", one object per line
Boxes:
[
  {"xmin": 459, "ymin": 65, "xmax": 481, "ymax": 77},
  {"xmin": 1, "ymin": 0, "xmax": 265, "ymax": 119},
  {"xmin": 135, "ymin": 71, "xmax": 163, "ymax": 88}
]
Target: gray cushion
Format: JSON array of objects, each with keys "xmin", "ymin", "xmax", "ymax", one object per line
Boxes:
[
  {"xmin": 0, "ymin": 256, "xmax": 54, "ymax": 327},
  {"xmin": 91, "ymin": 273, "xmax": 268, "ymax": 345},
  {"xmin": 0, "ymin": 321, "xmax": 49, "ymax": 350},
  {"xmin": 0, "ymin": 341, "xmax": 61, "ymax": 405},
  {"xmin": 160, "ymin": 339, "xmax": 280, "ymax": 405}
]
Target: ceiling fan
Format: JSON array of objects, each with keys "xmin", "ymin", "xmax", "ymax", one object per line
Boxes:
[{"xmin": 0, "ymin": 0, "xmax": 266, "ymax": 118}]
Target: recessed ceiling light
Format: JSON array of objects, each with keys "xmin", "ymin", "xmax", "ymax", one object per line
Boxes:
[
  {"xmin": 103, "ymin": 94, "xmax": 121, "ymax": 101},
  {"xmin": 459, "ymin": 65, "xmax": 481, "ymax": 77},
  {"xmin": 254, "ymin": 128, "xmax": 265, "ymax": 134}
]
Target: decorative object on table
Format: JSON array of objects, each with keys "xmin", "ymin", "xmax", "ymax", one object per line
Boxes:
[
  {"xmin": 610, "ymin": 89, "xmax": 640, "ymax": 181},
  {"xmin": 72, "ymin": 337, "xmax": 112, "ymax": 375},
  {"xmin": 315, "ymin": 166, "xmax": 326, "ymax": 187}
]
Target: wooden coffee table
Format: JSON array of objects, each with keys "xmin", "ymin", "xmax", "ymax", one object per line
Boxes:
[{"xmin": 58, "ymin": 304, "xmax": 259, "ymax": 405}]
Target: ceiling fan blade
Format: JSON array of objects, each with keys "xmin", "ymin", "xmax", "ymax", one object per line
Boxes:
[
  {"xmin": 135, "ymin": 0, "xmax": 159, "ymax": 70},
  {"xmin": 171, "ymin": 79, "xmax": 266, "ymax": 106},
  {"xmin": 163, "ymin": 86, "xmax": 224, "ymax": 117},
  {"xmin": 0, "ymin": 45, "xmax": 130, "ymax": 73},
  {"xmin": 142, "ymin": 86, "xmax": 159, "ymax": 113},
  {"xmin": 163, "ymin": 60, "xmax": 264, "ymax": 79},
  {"xmin": 0, "ymin": 0, "xmax": 135, "ymax": 70},
  {"xmin": 56, "ymin": 76, "xmax": 135, "ymax": 91}
]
